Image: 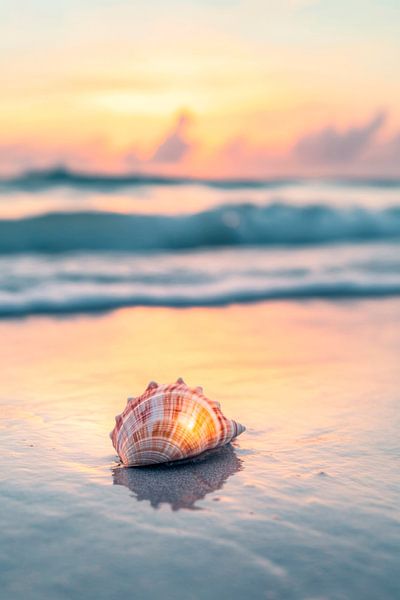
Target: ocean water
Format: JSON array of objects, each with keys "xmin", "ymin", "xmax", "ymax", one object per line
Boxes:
[{"xmin": 1, "ymin": 170, "xmax": 400, "ymax": 316}]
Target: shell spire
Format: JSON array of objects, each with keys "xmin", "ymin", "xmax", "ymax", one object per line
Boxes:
[{"xmin": 110, "ymin": 380, "xmax": 245, "ymax": 467}]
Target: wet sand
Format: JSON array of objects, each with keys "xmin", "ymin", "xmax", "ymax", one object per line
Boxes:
[{"xmin": 1, "ymin": 300, "xmax": 400, "ymax": 599}]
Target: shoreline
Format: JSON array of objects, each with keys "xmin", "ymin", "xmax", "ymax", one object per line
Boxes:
[{"xmin": 2, "ymin": 292, "xmax": 400, "ymax": 322}]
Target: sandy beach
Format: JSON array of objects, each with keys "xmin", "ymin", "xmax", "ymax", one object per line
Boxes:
[{"xmin": 1, "ymin": 299, "xmax": 399, "ymax": 599}]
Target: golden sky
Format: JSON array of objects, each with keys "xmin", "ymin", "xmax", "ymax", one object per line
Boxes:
[{"xmin": 1, "ymin": 0, "xmax": 400, "ymax": 176}]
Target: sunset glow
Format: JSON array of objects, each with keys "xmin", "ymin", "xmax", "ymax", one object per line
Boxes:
[{"xmin": 1, "ymin": 0, "xmax": 400, "ymax": 177}]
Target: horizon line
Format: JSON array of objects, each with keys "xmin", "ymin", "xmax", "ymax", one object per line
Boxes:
[{"xmin": 1, "ymin": 165, "xmax": 400, "ymax": 190}]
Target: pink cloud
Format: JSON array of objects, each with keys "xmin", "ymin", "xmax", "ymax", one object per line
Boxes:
[
  {"xmin": 151, "ymin": 111, "xmax": 194, "ymax": 164},
  {"xmin": 293, "ymin": 111, "xmax": 386, "ymax": 164},
  {"xmin": 210, "ymin": 111, "xmax": 400, "ymax": 177}
]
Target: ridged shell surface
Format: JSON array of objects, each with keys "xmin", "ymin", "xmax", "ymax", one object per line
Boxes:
[{"xmin": 110, "ymin": 379, "xmax": 245, "ymax": 466}]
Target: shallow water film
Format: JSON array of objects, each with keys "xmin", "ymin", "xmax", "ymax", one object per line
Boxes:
[{"xmin": 1, "ymin": 300, "xmax": 399, "ymax": 600}]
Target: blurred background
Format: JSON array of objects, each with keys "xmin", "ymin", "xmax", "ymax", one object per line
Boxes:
[
  {"xmin": 1, "ymin": 0, "xmax": 400, "ymax": 178},
  {"xmin": 0, "ymin": 0, "xmax": 400, "ymax": 314}
]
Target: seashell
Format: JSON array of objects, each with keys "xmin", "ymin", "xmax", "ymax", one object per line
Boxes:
[{"xmin": 110, "ymin": 378, "xmax": 245, "ymax": 466}]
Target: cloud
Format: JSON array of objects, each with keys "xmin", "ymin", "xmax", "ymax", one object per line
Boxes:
[
  {"xmin": 293, "ymin": 111, "xmax": 386, "ymax": 164},
  {"xmin": 360, "ymin": 130, "xmax": 400, "ymax": 175},
  {"xmin": 206, "ymin": 110, "xmax": 400, "ymax": 177},
  {"xmin": 151, "ymin": 111, "xmax": 193, "ymax": 163}
]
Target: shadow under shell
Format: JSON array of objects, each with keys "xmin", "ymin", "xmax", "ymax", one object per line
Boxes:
[{"xmin": 112, "ymin": 444, "xmax": 243, "ymax": 511}]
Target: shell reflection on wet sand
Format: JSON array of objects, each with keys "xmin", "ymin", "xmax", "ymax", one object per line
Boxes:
[{"xmin": 112, "ymin": 444, "xmax": 243, "ymax": 510}]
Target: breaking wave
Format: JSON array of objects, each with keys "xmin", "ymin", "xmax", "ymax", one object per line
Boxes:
[{"xmin": 1, "ymin": 203, "xmax": 400, "ymax": 254}]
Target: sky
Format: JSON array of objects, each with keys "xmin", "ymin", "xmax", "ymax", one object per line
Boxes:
[{"xmin": 1, "ymin": 0, "xmax": 400, "ymax": 177}]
